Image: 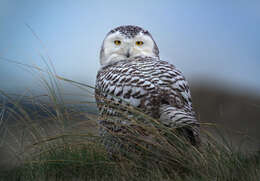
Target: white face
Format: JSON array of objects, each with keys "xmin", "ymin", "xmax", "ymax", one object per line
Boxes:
[{"xmin": 100, "ymin": 31, "xmax": 157, "ymax": 66}]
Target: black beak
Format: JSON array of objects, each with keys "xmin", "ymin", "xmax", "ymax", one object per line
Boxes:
[{"xmin": 126, "ymin": 50, "xmax": 130, "ymax": 58}]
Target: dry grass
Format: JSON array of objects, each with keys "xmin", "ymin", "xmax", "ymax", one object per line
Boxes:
[{"xmin": 0, "ymin": 57, "xmax": 259, "ymax": 181}]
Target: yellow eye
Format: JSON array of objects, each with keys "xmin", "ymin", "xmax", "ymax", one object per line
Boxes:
[
  {"xmin": 114, "ymin": 40, "xmax": 121, "ymax": 45},
  {"xmin": 136, "ymin": 41, "xmax": 144, "ymax": 46}
]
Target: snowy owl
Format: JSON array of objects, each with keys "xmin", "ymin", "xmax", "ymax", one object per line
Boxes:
[{"xmin": 95, "ymin": 25, "xmax": 200, "ymax": 153}]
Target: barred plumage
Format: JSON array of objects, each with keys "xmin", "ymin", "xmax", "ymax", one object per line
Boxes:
[{"xmin": 95, "ymin": 25, "xmax": 200, "ymax": 153}]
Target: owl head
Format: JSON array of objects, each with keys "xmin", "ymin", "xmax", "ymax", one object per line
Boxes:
[{"xmin": 100, "ymin": 25, "xmax": 159, "ymax": 66}]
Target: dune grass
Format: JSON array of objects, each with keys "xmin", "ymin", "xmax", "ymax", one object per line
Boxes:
[
  {"xmin": 0, "ymin": 88, "xmax": 259, "ymax": 180},
  {"xmin": 0, "ymin": 58, "xmax": 259, "ymax": 181}
]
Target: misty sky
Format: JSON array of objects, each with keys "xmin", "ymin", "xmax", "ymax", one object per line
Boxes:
[{"xmin": 0, "ymin": 0, "xmax": 260, "ymax": 96}]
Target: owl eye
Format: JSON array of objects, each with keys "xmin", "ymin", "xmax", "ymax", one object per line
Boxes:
[
  {"xmin": 114, "ymin": 40, "xmax": 121, "ymax": 45},
  {"xmin": 136, "ymin": 41, "xmax": 144, "ymax": 46}
]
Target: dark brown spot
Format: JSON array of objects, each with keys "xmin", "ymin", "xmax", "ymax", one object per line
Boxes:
[
  {"xmin": 120, "ymin": 77, "xmax": 126, "ymax": 83},
  {"xmin": 131, "ymin": 79, "xmax": 139, "ymax": 83},
  {"xmin": 123, "ymin": 89, "xmax": 132, "ymax": 99},
  {"xmin": 132, "ymin": 91, "xmax": 140, "ymax": 97},
  {"xmin": 116, "ymin": 89, "xmax": 123, "ymax": 96},
  {"xmin": 125, "ymin": 77, "xmax": 131, "ymax": 82}
]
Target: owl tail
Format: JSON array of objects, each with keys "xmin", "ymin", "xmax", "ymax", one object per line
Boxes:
[{"xmin": 159, "ymin": 104, "xmax": 200, "ymax": 146}]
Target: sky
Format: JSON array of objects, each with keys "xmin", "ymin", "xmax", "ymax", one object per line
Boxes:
[{"xmin": 0, "ymin": 0, "xmax": 260, "ymax": 97}]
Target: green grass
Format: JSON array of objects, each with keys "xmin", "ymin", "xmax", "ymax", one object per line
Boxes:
[{"xmin": 0, "ymin": 58, "xmax": 259, "ymax": 181}]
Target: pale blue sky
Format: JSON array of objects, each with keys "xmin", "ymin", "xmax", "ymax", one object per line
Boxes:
[{"xmin": 0, "ymin": 0, "xmax": 260, "ymax": 95}]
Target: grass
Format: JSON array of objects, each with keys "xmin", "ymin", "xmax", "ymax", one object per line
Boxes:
[{"xmin": 0, "ymin": 57, "xmax": 259, "ymax": 180}]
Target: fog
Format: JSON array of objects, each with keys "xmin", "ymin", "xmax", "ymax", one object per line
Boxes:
[{"xmin": 0, "ymin": 0, "xmax": 260, "ymax": 96}]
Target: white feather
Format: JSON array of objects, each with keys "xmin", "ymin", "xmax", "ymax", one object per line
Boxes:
[{"xmin": 100, "ymin": 32, "xmax": 157, "ymax": 66}]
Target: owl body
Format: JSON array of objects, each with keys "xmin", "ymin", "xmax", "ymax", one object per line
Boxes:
[
  {"xmin": 95, "ymin": 25, "xmax": 200, "ymax": 153},
  {"xmin": 96, "ymin": 56, "xmax": 194, "ymax": 120}
]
